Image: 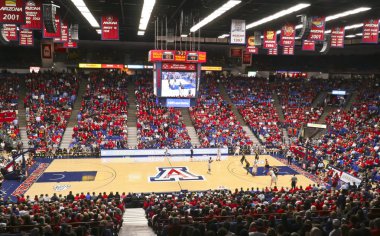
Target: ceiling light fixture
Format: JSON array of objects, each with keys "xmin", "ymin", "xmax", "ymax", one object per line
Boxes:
[
  {"xmin": 70, "ymin": 0, "xmax": 99, "ymax": 28},
  {"xmin": 218, "ymin": 34, "xmax": 230, "ymax": 38},
  {"xmin": 190, "ymin": 0, "xmax": 241, "ymax": 32},
  {"xmin": 325, "ymin": 7, "xmax": 371, "ymax": 21},
  {"xmin": 138, "ymin": 0, "xmax": 156, "ymax": 35},
  {"xmin": 246, "ymin": 3, "xmax": 310, "ymax": 29},
  {"xmin": 181, "ymin": 34, "xmax": 188, "ymax": 37},
  {"xmin": 345, "ymin": 34, "xmax": 356, "ymax": 38},
  {"xmin": 96, "ymin": 29, "xmax": 101, "ymax": 34}
]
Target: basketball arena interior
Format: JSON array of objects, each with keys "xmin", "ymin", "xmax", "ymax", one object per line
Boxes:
[{"xmin": 0, "ymin": 0, "xmax": 380, "ymax": 235}]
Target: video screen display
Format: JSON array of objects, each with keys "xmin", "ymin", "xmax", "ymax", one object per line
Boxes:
[{"xmin": 161, "ymin": 71, "xmax": 197, "ymax": 97}]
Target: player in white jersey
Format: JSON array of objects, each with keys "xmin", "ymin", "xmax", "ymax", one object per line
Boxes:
[
  {"xmin": 207, "ymin": 157, "xmax": 213, "ymax": 174},
  {"xmin": 269, "ymin": 169, "xmax": 277, "ymax": 187}
]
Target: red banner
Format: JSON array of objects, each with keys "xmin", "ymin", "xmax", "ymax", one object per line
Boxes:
[
  {"xmin": 308, "ymin": 16, "xmax": 326, "ymax": 41},
  {"xmin": 2, "ymin": 24, "xmax": 17, "ymax": 41},
  {"xmin": 19, "ymin": 29, "xmax": 33, "ymax": 46},
  {"xmin": 330, "ymin": 26, "xmax": 345, "ymax": 48},
  {"xmin": 63, "ymin": 31, "xmax": 77, "ymax": 48},
  {"xmin": 283, "ymin": 46, "xmax": 294, "ymax": 55},
  {"xmin": 0, "ymin": 0, "xmax": 25, "ymax": 24},
  {"xmin": 101, "ymin": 16, "xmax": 119, "ymax": 40},
  {"xmin": 242, "ymin": 52, "xmax": 251, "ymax": 65},
  {"xmin": 263, "ymin": 30, "xmax": 277, "ymax": 49},
  {"xmin": 21, "ymin": 0, "xmax": 42, "ymax": 29},
  {"xmin": 162, "ymin": 63, "xmax": 196, "ymax": 71},
  {"xmin": 246, "ymin": 47, "xmax": 258, "ymax": 54},
  {"xmin": 43, "ymin": 14, "xmax": 61, "ymax": 38},
  {"xmin": 362, "ymin": 19, "xmax": 379, "ymax": 44},
  {"xmin": 230, "ymin": 48, "xmax": 243, "ymax": 57},
  {"xmin": 41, "ymin": 43, "xmax": 52, "ymax": 59},
  {"xmin": 302, "ymin": 40, "xmax": 315, "ymax": 51},
  {"xmin": 280, "ymin": 24, "xmax": 295, "ymax": 46},
  {"xmin": 53, "ymin": 21, "xmax": 68, "ymax": 42},
  {"xmin": 268, "ymin": 47, "xmax": 278, "ymax": 55}
]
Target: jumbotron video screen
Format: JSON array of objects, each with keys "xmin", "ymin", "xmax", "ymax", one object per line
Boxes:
[{"xmin": 161, "ymin": 71, "xmax": 197, "ymax": 97}]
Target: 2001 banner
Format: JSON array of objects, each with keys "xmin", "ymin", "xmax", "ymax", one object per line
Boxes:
[{"xmin": 0, "ymin": 0, "xmax": 25, "ymax": 24}]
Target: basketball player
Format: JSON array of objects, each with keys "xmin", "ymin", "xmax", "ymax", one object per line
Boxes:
[
  {"xmin": 240, "ymin": 153, "xmax": 246, "ymax": 165},
  {"xmin": 245, "ymin": 160, "xmax": 250, "ymax": 175},
  {"xmin": 252, "ymin": 162, "xmax": 258, "ymax": 176},
  {"xmin": 263, "ymin": 159, "xmax": 270, "ymax": 174},
  {"xmin": 190, "ymin": 147, "xmax": 194, "ymax": 161},
  {"xmin": 255, "ymin": 150, "xmax": 260, "ymax": 162},
  {"xmin": 207, "ymin": 157, "xmax": 213, "ymax": 174},
  {"xmin": 216, "ymin": 145, "xmax": 221, "ymax": 161},
  {"xmin": 164, "ymin": 147, "xmax": 169, "ymax": 157},
  {"xmin": 269, "ymin": 168, "xmax": 277, "ymax": 187},
  {"xmin": 234, "ymin": 145, "xmax": 240, "ymax": 156}
]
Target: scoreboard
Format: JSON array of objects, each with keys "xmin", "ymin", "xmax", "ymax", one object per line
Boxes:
[{"xmin": 148, "ymin": 50, "xmax": 207, "ymax": 107}]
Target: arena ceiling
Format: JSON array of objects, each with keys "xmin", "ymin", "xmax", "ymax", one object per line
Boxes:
[{"xmin": 46, "ymin": 0, "xmax": 380, "ymax": 42}]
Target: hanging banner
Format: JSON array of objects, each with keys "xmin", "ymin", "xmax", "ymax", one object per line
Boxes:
[
  {"xmin": 283, "ymin": 46, "xmax": 294, "ymax": 55},
  {"xmin": 101, "ymin": 16, "xmax": 119, "ymax": 40},
  {"xmin": 263, "ymin": 30, "xmax": 277, "ymax": 49},
  {"xmin": 43, "ymin": 14, "xmax": 61, "ymax": 38},
  {"xmin": 230, "ymin": 19, "xmax": 245, "ymax": 45},
  {"xmin": 242, "ymin": 51, "xmax": 251, "ymax": 65},
  {"xmin": 2, "ymin": 24, "xmax": 17, "ymax": 41},
  {"xmin": 254, "ymin": 31, "xmax": 261, "ymax": 46},
  {"xmin": 302, "ymin": 40, "xmax": 315, "ymax": 51},
  {"xmin": 41, "ymin": 40, "xmax": 53, "ymax": 67},
  {"xmin": 22, "ymin": 0, "xmax": 42, "ymax": 29},
  {"xmin": 69, "ymin": 24, "xmax": 78, "ymax": 40},
  {"xmin": 53, "ymin": 21, "xmax": 68, "ymax": 42},
  {"xmin": 362, "ymin": 19, "xmax": 379, "ymax": 44},
  {"xmin": 63, "ymin": 30, "xmax": 77, "ymax": 48},
  {"xmin": 280, "ymin": 24, "xmax": 295, "ymax": 46},
  {"xmin": 330, "ymin": 26, "xmax": 345, "ymax": 48},
  {"xmin": 19, "ymin": 29, "xmax": 33, "ymax": 46},
  {"xmin": 0, "ymin": 0, "xmax": 25, "ymax": 24},
  {"xmin": 246, "ymin": 35, "xmax": 258, "ymax": 54},
  {"xmin": 268, "ymin": 47, "xmax": 278, "ymax": 55},
  {"xmin": 308, "ymin": 16, "xmax": 326, "ymax": 41},
  {"xmin": 230, "ymin": 48, "xmax": 243, "ymax": 57}
]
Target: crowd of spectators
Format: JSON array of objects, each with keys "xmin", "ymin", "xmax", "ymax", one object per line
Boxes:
[
  {"xmin": 190, "ymin": 77, "xmax": 251, "ymax": 148},
  {"xmin": 276, "ymin": 80, "xmax": 324, "ymax": 137},
  {"xmin": 144, "ymin": 184, "xmax": 380, "ymax": 236},
  {"xmin": 0, "ymin": 75, "xmax": 20, "ymax": 147},
  {"xmin": 70, "ymin": 72, "xmax": 128, "ymax": 150},
  {"xmin": 0, "ymin": 191, "xmax": 126, "ymax": 235},
  {"xmin": 135, "ymin": 77, "xmax": 192, "ymax": 149},
  {"xmin": 24, "ymin": 72, "xmax": 78, "ymax": 150},
  {"xmin": 225, "ymin": 77, "xmax": 282, "ymax": 148}
]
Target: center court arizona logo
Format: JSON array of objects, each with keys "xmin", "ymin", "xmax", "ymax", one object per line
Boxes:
[{"xmin": 149, "ymin": 167, "xmax": 204, "ymax": 182}]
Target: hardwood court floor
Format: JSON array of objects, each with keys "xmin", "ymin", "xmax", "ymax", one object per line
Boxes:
[{"xmin": 24, "ymin": 155, "xmax": 315, "ymax": 197}]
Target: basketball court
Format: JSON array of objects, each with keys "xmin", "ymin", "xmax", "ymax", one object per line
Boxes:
[{"xmin": 24, "ymin": 155, "xmax": 316, "ymax": 197}]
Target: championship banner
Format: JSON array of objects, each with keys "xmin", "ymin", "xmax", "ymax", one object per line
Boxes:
[
  {"xmin": 230, "ymin": 19, "xmax": 245, "ymax": 45},
  {"xmin": 280, "ymin": 24, "xmax": 295, "ymax": 46},
  {"xmin": 63, "ymin": 31, "xmax": 77, "ymax": 48},
  {"xmin": 308, "ymin": 16, "xmax": 326, "ymax": 41},
  {"xmin": 242, "ymin": 51, "xmax": 251, "ymax": 65},
  {"xmin": 330, "ymin": 26, "xmax": 345, "ymax": 48},
  {"xmin": 362, "ymin": 19, "xmax": 379, "ymax": 44},
  {"xmin": 53, "ymin": 21, "xmax": 68, "ymax": 42},
  {"xmin": 0, "ymin": 0, "xmax": 25, "ymax": 24},
  {"xmin": 230, "ymin": 48, "xmax": 243, "ymax": 57},
  {"xmin": 41, "ymin": 40, "xmax": 53, "ymax": 67},
  {"xmin": 22, "ymin": 0, "xmax": 42, "ymax": 29},
  {"xmin": 302, "ymin": 40, "xmax": 315, "ymax": 51},
  {"xmin": 246, "ymin": 36, "xmax": 258, "ymax": 54},
  {"xmin": 43, "ymin": 14, "xmax": 61, "ymax": 38},
  {"xmin": 19, "ymin": 29, "xmax": 33, "ymax": 46},
  {"xmin": 268, "ymin": 47, "xmax": 278, "ymax": 55},
  {"xmin": 263, "ymin": 30, "xmax": 277, "ymax": 49},
  {"xmin": 101, "ymin": 16, "xmax": 119, "ymax": 40},
  {"xmin": 283, "ymin": 46, "xmax": 294, "ymax": 55},
  {"xmin": 2, "ymin": 24, "xmax": 17, "ymax": 41}
]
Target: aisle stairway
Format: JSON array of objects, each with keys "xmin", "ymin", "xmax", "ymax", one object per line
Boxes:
[
  {"xmin": 312, "ymin": 91, "xmax": 327, "ymax": 107},
  {"xmin": 127, "ymin": 82, "xmax": 138, "ymax": 148},
  {"xmin": 60, "ymin": 77, "xmax": 86, "ymax": 149},
  {"xmin": 272, "ymin": 92, "xmax": 285, "ymax": 122},
  {"xmin": 180, "ymin": 108, "xmax": 200, "ymax": 147},
  {"xmin": 344, "ymin": 91, "xmax": 358, "ymax": 111},
  {"xmin": 17, "ymin": 79, "xmax": 28, "ymax": 147},
  {"xmin": 119, "ymin": 208, "xmax": 155, "ymax": 236},
  {"xmin": 218, "ymin": 84, "xmax": 261, "ymax": 146}
]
